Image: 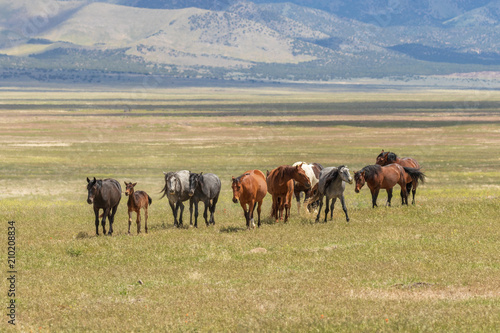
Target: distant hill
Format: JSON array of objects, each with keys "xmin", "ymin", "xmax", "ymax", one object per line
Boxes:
[{"xmin": 1, "ymin": 0, "xmax": 500, "ymax": 83}]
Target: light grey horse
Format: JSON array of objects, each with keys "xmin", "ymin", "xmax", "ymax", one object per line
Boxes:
[
  {"xmin": 310, "ymin": 165, "xmax": 353, "ymax": 223},
  {"xmin": 160, "ymin": 170, "xmax": 191, "ymax": 227},
  {"xmin": 188, "ymin": 172, "xmax": 221, "ymax": 228}
]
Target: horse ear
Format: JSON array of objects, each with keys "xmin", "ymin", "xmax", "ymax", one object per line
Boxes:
[
  {"xmin": 132, "ymin": 182, "xmax": 137, "ymax": 187},
  {"xmin": 163, "ymin": 171, "xmax": 167, "ymax": 175},
  {"xmin": 200, "ymin": 172, "xmax": 203, "ymax": 176},
  {"xmin": 124, "ymin": 181, "xmax": 128, "ymax": 186},
  {"xmin": 87, "ymin": 177, "xmax": 91, "ymax": 183},
  {"xmin": 361, "ymin": 171, "xmax": 365, "ymax": 177},
  {"xmin": 93, "ymin": 177, "xmax": 96, "ymax": 183},
  {"xmin": 232, "ymin": 176, "xmax": 235, "ymax": 182},
  {"xmin": 381, "ymin": 149, "xmax": 384, "ymax": 153}
]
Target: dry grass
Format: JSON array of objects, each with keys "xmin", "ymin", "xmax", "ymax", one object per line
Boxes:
[{"xmin": 0, "ymin": 87, "xmax": 499, "ymax": 332}]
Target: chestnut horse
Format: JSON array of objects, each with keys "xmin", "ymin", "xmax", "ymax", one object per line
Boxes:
[
  {"xmin": 354, "ymin": 164, "xmax": 409, "ymax": 208},
  {"xmin": 376, "ymin": 150, "xmax": 423, "ymax": 204},
  {"xmin": 266, "ymin": 165, "xmax": 311, "ymax": 222},
  {"xmin": 124, "ymin": 182, "xmax": 152, "ymax": 234},
  {"xmin": 231, "ymin": 170, "xmax": 267, "ymax": 229}
]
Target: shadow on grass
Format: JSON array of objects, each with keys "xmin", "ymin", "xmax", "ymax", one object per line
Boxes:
[{"xmin": 219, "ymin": 226, "xmax": 247, "ymax": 233}]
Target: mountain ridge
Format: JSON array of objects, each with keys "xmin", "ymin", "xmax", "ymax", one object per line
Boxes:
[{"xmin": 0, "ymin": 0, "xmax": 499, "ymax": 82}]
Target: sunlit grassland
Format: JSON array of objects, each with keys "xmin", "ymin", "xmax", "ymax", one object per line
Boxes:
[{"xmin": 0, "ymin": 87, "xmax": 499, "ymax": 332}]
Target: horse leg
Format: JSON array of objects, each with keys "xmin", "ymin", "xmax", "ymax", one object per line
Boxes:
[
  {"xmin": 178, "ymin": 202, "xmax": 185, "ymax": 226},
  {"xmin": 108, "ymin": 205, "xmax": 118, "ymax": 236},
  {"xmin": 136, "ymin": 209, "xmax": 141, "ymax": 234},
  {"xmin": 94, "ymin": 207, "xmax": 100, "ymax": 236},
  {"xmin": 240, "ymin": 202, "xmax": 249, "ymax": 228},
  {"xmin": 203, "ymin": 201, "xmax": 209, "ymax": 227},
  {"xmin": 189, "ymin": 199, "xmax": 194, "ymax": 226},
  {"xmin": 340, "ymin": 195, "xmax": 349, "ymax": 222},
  {"xmin": 169, "ymin": 202, "xmax": 178, "ymax": 227},
  {"xmin": 386, "ymin": 188, "xmax": 393, "ymax": 207},
  {"xmin": 315, "ymin": 195, "xmax": 324, "ymax": 222},
  {"xmin": 101, "ymin": 208, "xmax": 110, "ymax": 235},
  {"xmin": 210, "ymin": 193, "xmax": 219, "ymax": 225},
  {"xmin": 324, "ymin": 197, "xmax": 330, "ymax": 223},
  {"xmin": 330, "ymin": 198, "xmax": 337, "ymax": 220},
  {"xmin": 411, "ymin": 180, "xmax": 417, "ymax": 205},
  {"xmin": 248, "ymin": 201, "xmax": 256, "ymax": 228},
  {"xmin": 371, "ymin": 188, "xmax": 380, "ymax": 208},
  {"xmin": 128, "ymin": 210, "xmax": 133, "ymax": 234},
  {"xmin": 257, "ymin": 200, "xmax": 263, "ymax": 227},
  {"xmin": 144, "ymin": 206, "xmax": 148, "ymax": 234}
]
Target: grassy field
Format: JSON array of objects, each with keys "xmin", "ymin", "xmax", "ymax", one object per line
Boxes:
[{"xmin": 0, "ymin": 86, "xmax": 499, "ymax": 332}]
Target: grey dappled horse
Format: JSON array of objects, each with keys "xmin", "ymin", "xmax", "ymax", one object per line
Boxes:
[
  {"xmin": 188, "ymin": 172, "xmax": 221, "ymax": 227},
  {"xmin": 160, "ymin": 170, "xmax": 191, "ymax": 227},
  {"xmin": 310, "ymin": 166, "xmax": 353, "ymax": 223}
]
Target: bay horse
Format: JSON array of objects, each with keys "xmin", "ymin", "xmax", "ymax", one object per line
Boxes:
[
  {"xmin": 160, "ymin": 170, "xmax": 191, "ymax": 227},
  {"xmin": 376, "ymin": 150, "xmax": 423, "ymax": 204},
  {"xmin": 231, "ymin": 170, "xmax": 267, "ymax": 229},
  {"xmin": 292, "ymin": 162, "xmax": 323, "ymax": 213},
  {"xmin": 86, "ymin": 177, "xmax": 121, "ymax": 236},
  {"xmin": 353, "ymin": 164, "xmax": 409, "ymax": 208},
  {"xmin": 309, "ymin": 166, "xmax": 353, "ymax": 223},
  {"xmin": 188, "ymin": 172, "xmax": 221, "ymax": 228},
  {"xmin": 266, "ymin": 164, "xmax": 311, "ymax": 222},
  {"xmin": 124, "ymin": 182, "xmax": 152, "ymax": 234}
]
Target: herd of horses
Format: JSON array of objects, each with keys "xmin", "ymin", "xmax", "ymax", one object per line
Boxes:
[{"xmin": 86, "ymin": 150, "xmax": 425, "ymax": 235}]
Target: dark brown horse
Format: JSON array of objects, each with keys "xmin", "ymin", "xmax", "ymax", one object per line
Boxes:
[
  {"xmin": 231, "ymin": 170, "xmax": 267, "ymax": 229},
  {"xmin": 86, "ymin": 177, "xmax": 121, "ymax": 236},
  {"xmin": 124, "ymin": 182, "xmax": 152, "ymax": 234},
  {"xmin": 354, "ymin": 164, "xmax": 409, "ymax": 208},
  {"xmin": 266, "ymin": 165, "xmax": 311, "ymax": 222},
  {"xmin": 376, "ymin": 150, "xmax": 423, "ymax": 204}
]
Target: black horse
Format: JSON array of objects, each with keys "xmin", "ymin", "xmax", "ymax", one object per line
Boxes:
[
  {"xmin": 188, "ymin": 172, "xmax": 221, "ymax": 227},
  {"xmin": 86, "ymin": 177, "xmax": 122, "ymax": 236}
]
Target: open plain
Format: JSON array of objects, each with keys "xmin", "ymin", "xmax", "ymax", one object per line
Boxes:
[{"xmin": 0, "ymin": 86, "xmax": 499, "ymax": 332}]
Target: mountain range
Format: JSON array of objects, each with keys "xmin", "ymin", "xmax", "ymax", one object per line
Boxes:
[{"xmin": 1, "ymin": 0, "xmax": 500, "ymax": 82}]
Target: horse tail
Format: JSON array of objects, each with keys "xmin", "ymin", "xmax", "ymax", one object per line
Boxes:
[
  {"xmin": 148, "ymin": 195, "xmax": 152, "ymax": 206},
  {"xmin": 304, "ymin": 184, "xmax": 320, "ymax": 206},
  {"xmin": 403, "ymin": 167, "xmax": 426, "ymax": 184},
  {"xmin": 159, "ymin": 182, "xmax": 168, "ymax": 199}
]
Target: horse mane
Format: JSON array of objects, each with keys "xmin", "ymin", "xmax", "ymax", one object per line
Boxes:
[
  {"xmin": 387, "ymin": 152, "xmax": 398, "ymax": 163},
  {"xmin": 376, "ymin": 151, "xmax": 386, "ymax": 159},
  {"xmin": 234, "ymin": 173, "xmax": 250, "ymax": 183},
  {"xmin": 361, "ymin": 165, "xmax": 382, "ymax": 181},
  {"xmin": 278, "ymin": 165, "xmax": 296, "ymax": 180},
  {"xmin": 324, "ymin": 165, "xmax": 345, "ymax": 188}
]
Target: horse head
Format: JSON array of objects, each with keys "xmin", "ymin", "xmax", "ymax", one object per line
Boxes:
[
  {"xmin": 124, "ymin": 182, "xmax": 137, "ymax": 196},
  {"xmin": 293, "ymin": 164, "xmax": 311, "ymax": 188},
  {"xmin": 86, "ymin": 177, "xmax": 100, "ymax": 204},
  {"xmin": 188, "ymin": 172, "xmax": 202, "ymax": 197},
  {"xmin": 353, "ymin": 171, "xmax": 365, "ymax": 193},
  {"xmin": 376, "ymin": 150, "xmax": 388, "ymax": 165},
  {"xmin": 231, "ymin": 176, "xmax": 241, "ymax": 203},
  {"xmin": 339, "ymin": 166, "xmax": 353, "ymax": 184}
]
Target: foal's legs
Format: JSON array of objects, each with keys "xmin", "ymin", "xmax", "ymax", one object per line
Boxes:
[
  {"xmin": 128, "ymin": 210, "xmax": 133, "ymax": 234},
  {"xmin": 136, "ymin": 209, "xmax": 141, "ymax": 234}
]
